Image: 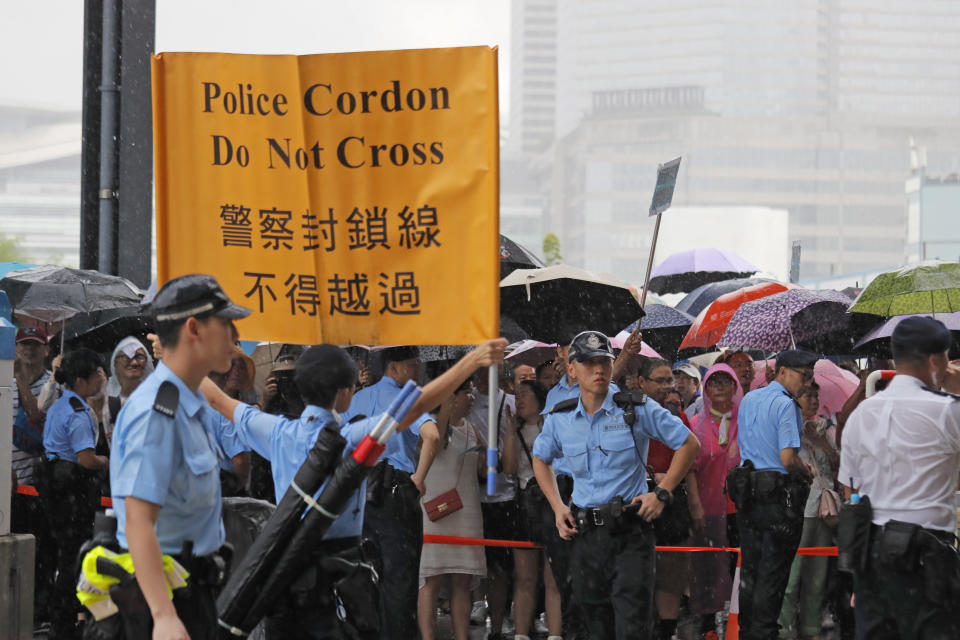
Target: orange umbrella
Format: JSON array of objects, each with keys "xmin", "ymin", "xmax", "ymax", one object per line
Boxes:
[{"xmin": 678, "ymin": 281, "xmax": 802, "ymax": 351}]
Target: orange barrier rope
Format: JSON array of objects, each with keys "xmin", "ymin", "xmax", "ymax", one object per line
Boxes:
[
  {"xmin": 424, "ymin": 534, "xmax": 541, "ymax": 549},
  {"xmin": 16, "ymin": 483, "xmax": 113, "ymax": 508},
  {"xmin": 424, "ymin": 534, "xmax": 839, "ymax": 556},
  {"xmin": 12, "ymin": 486, "xmax": 841, "ymax": 557}
]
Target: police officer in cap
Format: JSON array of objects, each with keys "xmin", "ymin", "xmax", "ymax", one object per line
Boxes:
[
  {"xmin": 531, "ymin": 330, "xmax": 700, "ymax": 639},
  {"xmin": 200, "ymin": 339, "xmax": 506, "ymax": 638},
  {"xmin": 839, "ymin": 316, "xmax": 960, "ymax": 639},
  {"xmin": 340, "ymin": 345, "xmax": 434, "ymax": 640},
  {"xmin": 110, "ymin": 274, "xmax": 250, "ymax": 640},
  {"xmin": 734, "ymin": 349, "xmax": 816, "ymax": 640}
]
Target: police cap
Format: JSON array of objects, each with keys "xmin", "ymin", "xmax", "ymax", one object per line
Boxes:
[
  {"xmin": 891, "ymin": 316, "xmax": 952, "ymax": 357},
  {"xmin": 146, "ymin": 274, "xmax": 251, "ymax": 323},
  {"xmin": 775, "ymin": 349, "xmax": 818, "ymax": 371},
  {"xmin": 295, "ymin": 344, "xmax": 357, "ymax": 392},
  {"xmin": 568, "ymin": 330, "xmax": 615, "ymax": 363}
]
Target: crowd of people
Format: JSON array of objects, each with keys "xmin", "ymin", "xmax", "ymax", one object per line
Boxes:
[{"xmin": 7, "ymin": 273, "xmax": 960, "ymax": 640}]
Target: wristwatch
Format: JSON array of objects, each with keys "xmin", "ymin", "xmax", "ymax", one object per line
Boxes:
[{"xmin": 654, "ymin": 486, "xmax": 673, "ymax": 505}]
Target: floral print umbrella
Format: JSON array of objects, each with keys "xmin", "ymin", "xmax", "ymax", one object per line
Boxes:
[{"xmin": 718, "ymin": 288, "xmax": 852, "ymax": 352}]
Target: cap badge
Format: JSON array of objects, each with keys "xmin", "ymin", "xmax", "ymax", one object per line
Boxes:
[{"xmin": 586, "ymin": 334, "xmax": 601, "ymax": 350}]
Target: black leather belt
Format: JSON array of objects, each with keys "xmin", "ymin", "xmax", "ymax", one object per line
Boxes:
[
  {"xmin": 571, "ymin": 503, "xmax": 651, "ymax": 531},
  {"xmin": 573, "ymin": 505, "xmax": 610, "ymax": 527},
  {"xmin": 870, "ymin": 522, "xmax": 956, "ymax": 546}
]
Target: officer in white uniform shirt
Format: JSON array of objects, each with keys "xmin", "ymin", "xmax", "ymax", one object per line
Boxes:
[{"xmin": 839, "ymin": 316, "xmax": 960, "ymax": 639}]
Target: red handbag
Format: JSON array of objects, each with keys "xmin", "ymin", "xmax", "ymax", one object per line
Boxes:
[{"xmin": 424, "ymin": 488, "xmax": 463, "ymax": 521}]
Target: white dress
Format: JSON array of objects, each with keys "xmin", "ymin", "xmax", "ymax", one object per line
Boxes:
[{"xmin": 419, "ymin": 418, "xmax": 487, "ymax": 587}]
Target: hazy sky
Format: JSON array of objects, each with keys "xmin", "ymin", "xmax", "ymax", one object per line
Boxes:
[{"xmin": 1, "ymin": 0, "xmax": 511, "ymax": 112}]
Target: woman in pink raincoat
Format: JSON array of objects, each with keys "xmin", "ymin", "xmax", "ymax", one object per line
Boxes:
[{"xmin": 686, "ymin": 363, "xmax": 744, "ymax": 640}]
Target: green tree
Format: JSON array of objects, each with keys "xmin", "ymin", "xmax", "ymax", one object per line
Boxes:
[
  {"xmin": 0, "ymin": 233, "xmax": 31, "ymax": 262},
  {"xmin": 543, "ymin": 232, "xmax": 562, "ymax": 266}
]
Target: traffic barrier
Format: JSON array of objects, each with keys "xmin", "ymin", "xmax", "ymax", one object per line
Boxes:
[
  {"xmin": 727, "ymin": 548, "xmax": 741, "ymax": 639},
  {"xmin": 866, "ymin": 369, "xmax": 896, "ymax": 397}
]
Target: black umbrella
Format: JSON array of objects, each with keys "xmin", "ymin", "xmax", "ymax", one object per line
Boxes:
[
  {"xmin": 500, "ymin": 265, "xmax": 645, "ymax": 345},
  {"xmin": 675, "ymin": 277, "xmax": 775, "ymax": 317},
  {"xmin": 0, "ymin": 265, "xmax": 142, "ymax": 323},
  {"xmin": 63, "ymin": 307, "xmax": 154, "ymax": 353},
  {"xmin": 499, "ymin": 314, "xmax": 530, "ymax": 343},
  {"xmin": 500, "ymin": 235, "xmax": 545, "ymax": 280},
  {"xmin": 419, "ymin": 345, "xmax": 472, "ymax": 363},
  {"xmin": 624, "ymin": 303, "xmax": 695, "ymax": 361}
]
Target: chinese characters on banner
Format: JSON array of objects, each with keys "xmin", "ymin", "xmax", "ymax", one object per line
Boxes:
[{"xmin": 152, "ymin": 47, "xmax": 500, "ymax": 345}]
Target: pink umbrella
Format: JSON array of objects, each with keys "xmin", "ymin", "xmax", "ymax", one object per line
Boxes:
[
  {"xmin": 750, "ymin": 359, "xmax": 776, "ymax": 391},
  {"xmin": 749, "ymin": 358, "xmax": 858, "ymax": 416},
  {"xmin": 611, "ymin": 331, "xmax": 663, "ymax": 358},
  {"xmin": 506, "ymin": 340, "xmax": 559, "ymax": 367},
  {"xmin": 814, "ymin": 359, "xmax": 859, "ymax": 416}
]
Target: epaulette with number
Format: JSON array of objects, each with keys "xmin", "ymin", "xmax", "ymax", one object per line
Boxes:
[
  {"xmin": 347, "ymin": 414, "xmax": 367, "ymax": 424},
  {"xmin": 549, "ymin": 398, "xmax": 579, "ymax": 414},
  {"xmin": 68, "ymin": 396, "xmax": 85, "ymax": 412},
  {"xmin": 922, "ymin": 387, "xmax": 960, "ymax": 400},
  {"xmin": 152, "ymin": 381, "xmax": 179, "ymax": 418}
]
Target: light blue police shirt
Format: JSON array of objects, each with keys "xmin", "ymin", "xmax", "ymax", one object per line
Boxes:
[
  {"xmin": 736, "ymin": 380, "xmax": 802, "ymax": 474},
  {"xmin": 341, "ymin": 376, "xmax": 431, "ymax": 473},
  {"xmin": 43, "ymin": 389, "xmax": 96, "ymax": 463},
  {"xmin": 231, "ymin": 403, "xmax": 380, "ymax": 539},
  {"xmin": 541, "ymin": 374, "xmax": 619, "ymax": 478},
  {"xmin": 532, "ymin": 388, "xmax": 690, "ymax": 508},
  {"xmin": 212, "ymin": 413, "xmax": 250, "ymax": 472},
  {"xmin": 111, "ymin": 362, "xmax": 225, "ymax": 556}
]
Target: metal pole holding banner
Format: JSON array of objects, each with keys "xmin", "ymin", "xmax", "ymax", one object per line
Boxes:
[
  {"xmin": 639, "ymin": 157, "xmax": 682, "ymax": 308},
  {"xmin": 486, "ymin": 364, "xmax": 498, "ymax": 496},
  {"xmin": 640, "ymin": 214, "xmax": 664, "ymax": 309}
]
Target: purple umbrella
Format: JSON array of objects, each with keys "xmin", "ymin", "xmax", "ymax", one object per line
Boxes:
[
  {"xmin": 649, "ymin": 248, "xmax": 758, "ymax": 294},
  {"xmin": 718, "ymin": 289, "xmax": 853, "ymax": 352},
  {"xmin": 854, "ymin": 312, "xmax": 960, "ymax": 357}
]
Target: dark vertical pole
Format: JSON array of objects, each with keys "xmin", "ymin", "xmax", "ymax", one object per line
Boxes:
[
  {"xmin": 80, "ymin": 0, "xmax": 103, "ymax": 270},
  {"xmin": 98, "ymin": 0, "xmax": 122, "ymax": 274},
  {"xmin": 117, "ymin": 0, "xmax": 156, "ymax": 288}
]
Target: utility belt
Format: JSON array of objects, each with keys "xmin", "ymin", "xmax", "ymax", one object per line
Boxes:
[
  {"xmin": 273, "ymin": 536, "xmax": 381, "ymax": 636},
  {"xmin": 572, "ymin": 498, "xmax": 652, "ymax": 534},
  {"xmin": 80, "ymin": 540, "xmax": 232, "ymax": 640},
  {"xmin": 37, "ymin": 455, "xmax": 100, "ymax": 488},
  {"xmin": 171, "ymin": 544, "xmax": 232, "ymax": 589},
  {"xmin": 727, "ymin": 462, "xmax": 809, "ymax": 518},
  {"xmin": 867, "ymin": 521, "xmax": 960, "ymax": 604},
  {"xmin": 35, "ymin": 455, "xmax": 102, "ymax": 512},
  {"xmin": 366, "ymin": 460, "xmax": 416, "ymax": 507}
]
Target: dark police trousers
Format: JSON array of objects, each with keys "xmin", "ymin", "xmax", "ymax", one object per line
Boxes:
[
  {"xmin": 853, "ymin": 524, "xmax": 960, "ymax": 640},
  {"xmin": 737, "ymin": 500, "xmax": 803, "ymax": 640},
  {"xmin": 363, "ymin": 471, "xmax": 422, "ymax": 640},
  {"xmin": 570, "ymin": 506, "xmax": 656, "ymax": 639},
  {"xmin": 38, "ymin": 459, "xmax": 98, "ymax": 639},
  {"xmin": 541, "ymin": 475, "xmax": 586, "ymax": 639}
]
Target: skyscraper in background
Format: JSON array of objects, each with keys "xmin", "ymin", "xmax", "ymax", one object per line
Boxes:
[
  {"xmin": 510, "ymin": 0, "xmax": 960, "ymax": 280},
  {"xmin": 508, "ymin": 0, "xmax": 558, "ymax": 154}
]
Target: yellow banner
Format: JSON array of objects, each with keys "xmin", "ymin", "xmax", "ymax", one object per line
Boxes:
[{"xmin": 152, "ymin": 47, "xmax": 499, "ymax": 345}]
